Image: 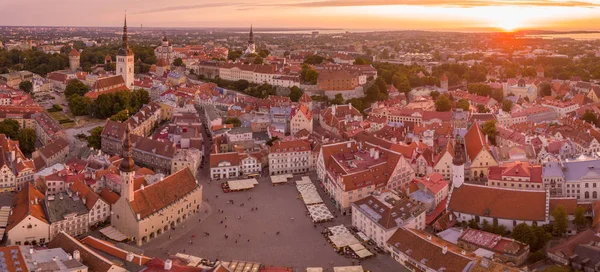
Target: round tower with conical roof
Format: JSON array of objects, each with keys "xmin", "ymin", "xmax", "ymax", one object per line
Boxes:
[
  {"xmin": 452, "ymin": 136, "xmax": 465, "ymax": 188},
  {"xmin": 120, "ymin": 124, "xmax": 136, "ymax": 202}
]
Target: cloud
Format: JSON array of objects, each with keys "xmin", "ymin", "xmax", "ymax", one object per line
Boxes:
[
  {"xmin": 274, "ymin": 0, "xmax": 600, "ymax": 8},
  {"xmin": 135, "ymin": 2, "xmax": 243, "ymax": 14}
]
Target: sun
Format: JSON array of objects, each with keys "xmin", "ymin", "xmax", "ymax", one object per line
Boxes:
[{"xmin": 496, "ymin": 21, "xmax": 521, "ymax": 32}]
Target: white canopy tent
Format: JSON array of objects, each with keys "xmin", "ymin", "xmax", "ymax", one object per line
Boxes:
[
  {"xmin": 100, "ymin": 226, "xmax": 128, "ymax": 241},
  {"xmin": 227, "ymin": 178, "xmax": 259, "ymax": 191},
  {"xmin": 307, "ymin": 204, "xmax": 334, "ymax": 222},
  {"xmin": 333, "ymin": 266, "xmax": 364, "ymax": 272}
]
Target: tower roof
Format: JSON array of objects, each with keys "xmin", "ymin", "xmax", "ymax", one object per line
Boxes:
[
  {"xmin": 69, "ymin": 48, "xmax": 80, "ymax": 57},
  {"xmin": 441, "ymin": 73, "xmax": 448, "ymax": 82},
  {"xmin": 248, "ymin": 25, "xmax": 254, "ymax": 44},
  {"xmin": 119, "ymin": 123, "xmax": 135, "ymax": 172},
  {"xmin": 117, "ymin": 14, "xmax": 133, "ymax": 56}
]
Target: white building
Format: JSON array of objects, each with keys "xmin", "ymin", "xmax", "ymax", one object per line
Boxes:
[
  {"xmin": 268, "ymin": 140, "xmax": 311, "ymax": 175},
  {"xmin": 6, "ymin": 183, "xmax": 50, "ymax": 246},
  {"xmin": 210, "ymin": 152, "xmax": 241, "ymax": 180},
  {"xmin": 351, "ymin": 193, "xmax": 426, "ymax": 248}
]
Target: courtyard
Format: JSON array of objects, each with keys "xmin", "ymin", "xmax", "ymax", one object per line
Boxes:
[{"xmin": 139, "ymin": 172, "xmax": 406, "ymax": 271}]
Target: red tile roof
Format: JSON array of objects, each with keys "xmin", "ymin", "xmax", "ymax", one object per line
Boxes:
[
  {"xmin": 464, "ymin": 123, "xmax": 488, "ymax": 161},
  {"xmin": 448, "ymin": 184, "xmax": 548, "ymax": 221},
  {"xmin": 129, "ymin": 168, "xmax": 199, "ymax": 219},
  {"xmin": 7, "ymin": 183, "xmax": 47, "ymax": 231}
]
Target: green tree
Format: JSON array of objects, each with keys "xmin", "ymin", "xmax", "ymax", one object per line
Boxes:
[
  {"xmin": 392, "ymin": 74, "xmax": 411, "ymax": 95},
  {"xmin": 87, "ymin": 126, "xmax": 103, "ymax": 149},
  {"xmin": 354, "ymin": 57, "xmax": 367, "ymax": 65},
  {"xmin": 225, "ymin": 117, "xmax": 242, "ymax": 127},
  {"xmin": 289, "ymin": 86, "xmax": 303, "ymax": 102},
  {"xmin": 300, "ymin": 65, "xmax": 319, "ymax": 84},
  {"xmin": 539, "ymin": 81, "xmax": 552, "ymax": 97},
  {"xmin": 551, "ymin": 205, "xmax": 568, "ymax": 236},
  {"xmin": 16, "ymin": 128, "xmax": 36, "ymax": 154},
  {"xmin": 574, "ymin": 206, "xmax": 586, "ymax": 229},
  {"xmin": 110, "ymin": 109, "xmax": 129, "ymax": 122},
  {"xmin": 502, "ymin": 100, "xmax": 513, "ymax": 112},
  {"xmin": 18, "ymin": 81, "xmax": 33, "ymax": 93},
  {"xmin": 64, "ymin": 79, "xmax": 89, "ymax": 98},
  {"xmin": 467, "ymin": 83, "xmax": 492, "ymax": 96},
  {"xmin": 543, "ymin": 266, "xmax": 570, "ymax": 272},
  {"xmin": 303, "ymin": 55, "xmax": 325, "ymax": 65},
  {"xmin": 331, "ymin": 93, "xmax": 344, "ymax": 105},
  {"xmin": 253, "ymin": 56, "xmax": 264, "ymax": 65},
  {"xmin": 0, "ymin": 119, "xmax": 21, "ymax": 139},
  {"xmin": 481, "ymin": 120, "xmax": 498, "ymax": 145},
  {"xmin": 228, "ymin": 50, "xmax": 243, "ymax": 61},
  {"xmin": 234, "ymin": 80, "xmax": 250, "ymax": 92},
  {"xmin": 435, "ymin": 94, "xmax": 452, "ymax": 112},
  {"xmin": 456, "ymin": 99, "xmax": 470, "ymax": 111},
  {"xmin": 346, "ymin": 98, "xmax": 365, "ymax": 114},
  {"xmin": 512, "ymin": 223, "xmax": 537, "ymax": 248},
  {"xmin": 532, "ymin": 225, "xmax": 552, "ymax": 251},
  {"xmin": 477, "ymin": 104, "xmax": 490, "ymax": 113},
  {"xmin": 430, "ymin": 90, "xmax": 440, "ymax": 100},
  {"xmin": 266, "ymin": 136, "xmax": 279, "ymax": 146},
  {"xmin": 258, "ymin": 49, "xmax": 270, "ymax": 58},
  {"xmin": 68, "ymin": 95, "xmax": 91, "ymax": 116},
  {"xmin": 173, "ymin": 58, "xmax": 183, "ymax": 67},
  {"xmin": 582, "ymin": 110, "xmax": 598, "ymax": 125}
]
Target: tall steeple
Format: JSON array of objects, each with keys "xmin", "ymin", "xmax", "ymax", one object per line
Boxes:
[
  {"xmin": 118, "ymin": 14, "xmax": 133, "ymax": 56},
  {"xmin": 119, "ymin": 124, "xmax": 135, "ymax": 173},
  {"xmin": 248, "ymin": 25, "xmax": 254, "ymax": 44}
]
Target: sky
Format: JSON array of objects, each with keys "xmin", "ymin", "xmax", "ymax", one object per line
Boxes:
[{"xmin": 2, "ymin": 0, "xmax": 600, "ymax": 31}]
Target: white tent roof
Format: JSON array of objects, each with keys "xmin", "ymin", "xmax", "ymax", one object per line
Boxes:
[
  {"xmin": 100, "ymin": 226, "xmax": 128, "ymax": 241},
  {"xmin": 307, "ymin": 204, "xmax": 334, "ymax": 222},
  {"xmin": 333, "ymin": 266, "xmax": 364, "ymax": 272},
  {"xmin": 306, "ymin": 268, "xmax": 323, "ymax": 272},
  {"xmin": 228, "ymin": 178, "xmax": 258, "ymax": 190},
  {"xmin": 271, "ymin": 174, "xmax": 293, "ymax": 184}
]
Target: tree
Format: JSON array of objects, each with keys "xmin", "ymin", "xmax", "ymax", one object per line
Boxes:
[
  {"xmin": 539, "ymin": 81, "xmax": 552, "ymax": 97},
  {"xmin": 173, "ymin": 58, "xmax": 184, "ymax": 67},
  {"xmin": 392, "ymin": 74, "xmax": 411, "ymax": 95},
  {"xmin": 87, "ymin": 126, "xmax": 103, "ymax": 149},
  {"xmin": 481, "ymin": 120, "xmax": 498, "ymax": 145},
  {"xmin": 574, "ymin": 206, "xmax": 586, "ymax": 229},
  {"xmin": 64, "ymin": 79, "xmax": 89, "ymax": 98},
  {"xmin": 354, "ymin": 57, "xmax": 369, "ymax": 65},
  {"xmin": 110, "ymin": 109, "xmax": 129, "ymax": 122},
  {"xmin": 512, "ymin": 223, "xmax": 537, "ymax": 248},
  {"xmin": 430, "ymin": 90, "xmax": 440, "ymax": 100},
  {"xmin": 300, "ymin": 65, "xmax": 319, "ymax": 84},
  {"xmin": 502, "ymin": 100, "xmax": 513, "ymax": 112},
  {"xmin": 0, "ymin": 119, "xmax": 20, "ymax": 139},
  {"xmin": 476, "ymin": 104, "xmax": 489, "ymax": 113},
  {"xmin": 303, "ymin": 55, "xmax": 325, "ymax": 65},
  {"xmin": 289, "ymin": 86, "xmax": 303, "ymax": 102},
  {"xmin": 253, "ymin": 56, "xmax": 264, "ymax": 65},
  {"xmin": 582, "ymin": 110, "xmax": 598, "ymax": 125},
  {"xmin": 435, "ymin": 94, "xmax": 452, "ymax": 112},
  {"xmin": 19, "ymin": 81, "xmax": 33, "ymax": 93},
  {"xmin": 258, "ymin": 49, "xmax": 270, "ymax": 58},
  {"xmin": 551, "ymin": 205, "xmax": 568, "ymax": 236},
  {"xmin": 331, "ymin": 93, "xmax": 344, "ymax": 105},
  {"xmin": 456, "ymin": 99, "xmax": 470, "ymax": 111},
  {"xmin": 266, "ymin": 136, "xmax": 279, "ymax": 146},
  {"xmin": 68, "ymin": 95, "xmax": 91, "ymax": 116},
  {"xmin": 234, "ymin": 80, "xmax": 250, "ymax": 92},
  {"xmin": 467, "ymin": 83, "xmax": 492, "ymax": 96},
  {"xmin": 227, "ymin": 50, "xmax": 243, "ymax": 61},
  {"xmin": 225, "ymin": 117, "xmax": 242, "ymax": 127},
  {"xmin": 16, "ymin": 128, "xmax": 36, "ymax": 154},
  {"xmin": 347, "ymin": 98, "xmax": 365, "ymax": 114},
  {"xmin": 543, "ymin": 266, "xmax": 570, "ymax": 272}
]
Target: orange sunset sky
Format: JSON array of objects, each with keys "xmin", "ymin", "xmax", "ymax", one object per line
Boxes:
[{"xmin": 2, "ymin": 0, "xmax": 600, "ymax": 31}]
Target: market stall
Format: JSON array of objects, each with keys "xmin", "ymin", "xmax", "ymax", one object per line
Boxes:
[
  {"xmin": 307, "ymin": 204, "xmax": 334, "ymax": 223},
  {"xmin": 223, "ymin": 178, "xmax": 259, "ymax": 192}
]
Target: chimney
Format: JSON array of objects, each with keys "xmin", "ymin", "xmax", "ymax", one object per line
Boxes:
[
  {"xmin": 442, "ymin": 246, "xmax": 448, "ymax": 255},
  {"xmin": 29, "ymin": 248, "xmax": 34, "ymax": 254},
  {"xmin": 164, "ymin": 259, "xmax": 173, "ymax": 270},
  {"xmin": 374, "ymin": 151, "xmax": 380, "ymax": 160},
  {"xmin": 82, "ymin": 197, "xmax": 86, "ymax": 205},
  {"xmin": 461, "ymin": 250, "xmax": 466, "ymax": 255},
  {"xmin": 427, "ymin": 235, "xmax": 432, "ymax": 240},
  {"xmin": 332, "ymin": 104, "xmax": 336, "ymax": 115},
  {"xmin": 73, "ymin": 250, "xmax": 80, "ymax": 261},
  {"xmin": 34, "ymin": 197, "xmax": 38, "ymax": 205},
  {"xmin": 370, "ymin": 148, "xmax": 375, "ymax": 158}
]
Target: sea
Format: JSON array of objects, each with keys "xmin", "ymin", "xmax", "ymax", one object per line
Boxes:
[{"xmin": 521, "ymin": 33, "xmax": 600, "ymax": 40}]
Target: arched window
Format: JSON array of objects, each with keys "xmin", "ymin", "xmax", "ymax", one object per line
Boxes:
[
  {"xmin": 594, "ymin": 191, "xmax": 598, "ymax": 199},
  {"xmin": 585, "ymin": 191, "xmax": 590, "ymax": 199}
]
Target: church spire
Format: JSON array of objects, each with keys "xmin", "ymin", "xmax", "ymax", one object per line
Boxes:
[
  {"xmin": 248, "ymin": 25, "xmax": 254, "ymax": 44},
  {"xmin": 122, "ymin": 14, "xmax": 128, "ymax": 50},
  {"xmin": 119, "ymin": 123, "xmax": 135, "ymax": 173}
]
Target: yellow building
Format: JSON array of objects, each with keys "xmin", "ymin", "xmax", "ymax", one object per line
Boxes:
[{"xmin": 464, "ymin": 124, "xmax": 498, "ymax": 180}]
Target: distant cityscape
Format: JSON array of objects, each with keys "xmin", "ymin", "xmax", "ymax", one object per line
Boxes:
[{"xmin": 0, "ymin": 8, "xmax": 600, "ymax": 272}]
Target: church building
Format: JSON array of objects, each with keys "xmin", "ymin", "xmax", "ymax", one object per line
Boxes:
[
  {"xmin": 110, "ymin": 125, "xmax": 203, "ymax": 245},
  {"xmin": 116, "ymin": 15, "xmax": 135, "ymax": 89},
  {"xmin": 155, "ymin": 33, "xmax": 175, "ymax": 64},
  {"xmin": 244, "ymin": 25, "xmax": 256, "ymax": 55}
]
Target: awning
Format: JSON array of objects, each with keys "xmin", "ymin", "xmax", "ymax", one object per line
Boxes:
[
  {"xmin": 228, "ymin": 179, "xmax": 259, "ymax": 191},
  {"xmin": 333, "ymin": 266, "xmax": 364, "ymax": 272},
  {"xmin": 100, "ymin": 226, "xmax": 128, "ymax": 241},
  {"xmin": 307, "ymin": 204, "xmax": 334, "ymax": 223},
  {"xmin": 306, "ymin": 268, "xmax": 323, "ymax": 272},
  {"xmin": 354, "ymin": 249, "xmax": 373, "ymax": 259},
  {"xmin": 296, "ymin": 176, "xmax": 312, "ymax": 185},
  {"xmin": 271, "ymin": 174, "xmax": 293, "ymax": 184}
]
